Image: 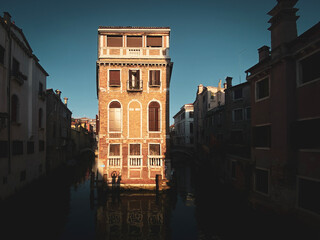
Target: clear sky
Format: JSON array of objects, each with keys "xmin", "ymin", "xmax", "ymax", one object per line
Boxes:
[{"xmin": 1, "ymin": 0, "xmax": 319, "ymax": 124}]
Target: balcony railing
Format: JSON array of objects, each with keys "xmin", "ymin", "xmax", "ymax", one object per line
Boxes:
[
  {"xmin": 129, "ymin": 156, "xmax": 142, "ymax": 167},
  {"xmin": 99, "ymin": 47, "xmax": 170, "ymax": 59},
  {"xmin": 148, "ymin": 156, "xmax": 162, "ymax": 167},
  {"xmin": 127, "ymin": 79, "xmax": 142, "ymax": 91},
  {"xmin": 108, "ymin": 157, "xmax": 121, "ymax": 167}
]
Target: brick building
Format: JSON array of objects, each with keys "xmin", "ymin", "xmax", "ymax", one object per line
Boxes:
[
  {"xmin": 96, "ymin": 27, "xmax": 173, "ymax": 189},
  {"xmin": 246, "ymin": 0, "xmax": 320, "ymax": 218}
]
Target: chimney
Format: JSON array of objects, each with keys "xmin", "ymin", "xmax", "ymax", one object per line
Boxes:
[
  {"xmin": 55, "ymin": 89, "xmax": 61, "ymax": 98},
  {"xmin": 258, "ymin": 46, "xmax": 270, "ymax": 62},
  {"xmin": 223, "ymin": 83, "xmax": 227, "ymax": 89},
  {"xmin": 268, "ymin": 0, "xmax": 299, "ymax": 50},
  {"xmin": 3, "ymin": 12, "xmax": 11, "ymax": 25},
  {"xmin": 225, "ymin": 76, "xmax": 232, "ymax": 88},
  {"xmin": 197, "ymin": 84, "xmax": 204, "ymax": 95},
  {"xmin": 64, "ymin": 97, "xmax": 68, "ymax": 106}
]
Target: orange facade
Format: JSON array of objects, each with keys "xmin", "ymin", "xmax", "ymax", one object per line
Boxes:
[{"xmin": 97, "ymin": 27, "xmax": 173, "ymax": 189}]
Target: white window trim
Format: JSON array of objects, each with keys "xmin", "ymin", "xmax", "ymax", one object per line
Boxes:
[
  {"xmin": 128, "ymin": 143, "xmax": 143, "ymax": 174},
  {"xmin": 296, "ymin": 175, "xmax": 320, "ymax": 216},
  {"xmin": 255, "ymin": 77, "xmax": 270, "ymax": 102},
  {"xmin": 107, "ymin": 143, "xmax": 122, "ymax": 169},
  {"xmin": 147, "ymin": 99, "xmax": 162, "ymax": 133},
  {"xmin": 108, "ymin": 69, "xmax": 122, "ymax": 91},
  {"xmin": 127, "ymin": 100, "xmax": 142, "ymax": 139},
  {"xmin": 254, "ymin": 167, "xmax": 270, "ymax": 196},
  {"xmin": 296, "ymin": 49, "xmax": 320, "ymax": 87},
  {"xmin": 108, "ymin": 100, "xmax": 122, "ymax": 133}
]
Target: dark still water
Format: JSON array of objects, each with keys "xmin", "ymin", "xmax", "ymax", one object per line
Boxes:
[{"xmin": 1, "ymin": 154, "xmax": 319, "ymax": 240}]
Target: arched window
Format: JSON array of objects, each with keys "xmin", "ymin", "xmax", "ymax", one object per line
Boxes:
[
  {"xmin": 109, "ymin": 101, "xmax": 121, "ymax": 132},
  {"xmin": 149, "ymin": 101, "xmax": 160, "ymax": 131},
  {"xmin": 11, "ymin": 95, "xmax": 19, "ymax": 123},
  {"xmin": 39, "ymin": 108, "xmax": 43, "ymax": 128}
]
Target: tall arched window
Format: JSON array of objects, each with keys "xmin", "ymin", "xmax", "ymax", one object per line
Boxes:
[
  {"xmin": 149, "ymin": 101, "xmax": 160, "ymax": 131},
  {"xmin": 11, "ymin": 95, "xmax": 19, "ymax": 123},
  {"xmin": 109, "ymin": 101, "xmax": 121, "ymax": 132},
  {"xmin": 39, "ymin": 108, "xmax": 43, "ymax": 128}
]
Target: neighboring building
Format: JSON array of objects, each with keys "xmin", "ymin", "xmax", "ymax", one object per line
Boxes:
[
  {"xmin": 46, "ymin": 89, "xmax": 72, "ymax": 172},
  {"xmin": 245, "ymin": 0, "xmax": 320, "ymax": 219},
  {"xmin": 96, "ymin": 26, "xmax": 173, "ymax": 189},
  {"xmin": 193, "ymin": 80, "xmax": 225, "ymax": 147},
  {"xmin": 172, "ymin": 104, "xmax": 194, "ymax": 146},
  {"xmin": 0, "ymin": 13, "xmax": 48, "ymax": 199}
]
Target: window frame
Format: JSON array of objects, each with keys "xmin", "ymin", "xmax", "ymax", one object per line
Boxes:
[
  {"xmin": 146, "ymin": 36, "xmax": 163, "ymax": 48},
  {"xmin": 297, "ymin": 50, "xmax": 320, "ymax": 87},
  {"xmin": 253, "ymin": 124, "xmax": 271, "ymax": 149},
  {"xmin": 108, "ymin": 69, "xmax": 121, "ymax": 87},
  {"xmin": 148, "ymin": 100, "xmax": 161, "ymax": 133},
  {"xmin": 254, "ymin": 167, "xmax": 270, "ymax": 196},
  {"xmin": 108, "ymin": 143, "xmax": 121, "ymax": 157},
  {"xmin": 232, "ymin": 108, "xmax": 244, "ymax": 122},
  {"xmin": 106, "ymin": 35, "xmax": 123, "ymax": 47},
  {"xmin": 108, "ymin": 100, "xmax": 122, "ymax": 133},
  {"xmin": 148, "ymin": 143, "xmax": 161, "ymax": 156},
  {"xmin": 233, "ymin": 88, "xmax": 243, "ymax": 101},
  {"xmin": 148, "ymin": 69, "xmax": 161, "ymax": 87},
  {"xmin": 255, "ymin": 77, "xmax": 270, "ymax": 102}
]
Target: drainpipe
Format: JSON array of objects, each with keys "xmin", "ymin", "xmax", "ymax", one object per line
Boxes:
[{"xmin": 4, "ymin": 12, "xmax": 12, "ymax": 174}]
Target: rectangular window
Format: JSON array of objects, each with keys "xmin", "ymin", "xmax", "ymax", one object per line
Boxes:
[
  {"xmin": 299, "ymin": 51, "xmax": 320, "ymax": 84},
  {"xmin": 12, "ymin": 140, "xmax": 23, "ymax": 155},
  {"xmin": 253, "ymin": 125, "xmax": 271, "ymax": 148},
  {"xmin": 245, "ymin": 107, "xmax": 251, "ymax": 120},
  {"xmin": 149, "ymin": 144, "xmax": 160, "ymax": 155},
  {"xmin": 109, "ymin": 70, "xmax": 121, "ymax": 86},
  {"xmin": 256, "ymin": 77, "xmax": 269, "ymax": 100},
  {"xmin": 233, "ymin": 88, "xmax": 243, "ymax": 100},
  {"xmin": 147, "ymin": 36, "xmax": 162, "ymax": 47},
  {"xmin": 0, "ymin": 141, "xmax": 8, "ymax": 157},
  {"xmin": 189, "ymin": 112, "xmax": 194, "ymax": 118},
  {"xmin": 27, "ymin": 141, "xmax": 34, "ymax": 154},
  {"xmin": 109, "ymin": 144, "xmax": 120, "ymax": 156},
  {"xmin": 12, "ymin": 58, "xmax": 20, "ymax": 76},
  {"xmin": 149, "ymin": 70, "xmax": 160, "ymax": 86},
  {"xmin": 298, "ymin": 178, "xmax": 320, "ymax": 215},
  {"xmin": 39, "ymin": 140, "xmax": 45, "ymax": 152},
  {"xmin": 293, "ymin": 118, "xmax": 320, "ymax": 150},
  {"xmin": 107, "ymin": 35, "xmax": 123, "ymax": 47},
  {"xmin": 233, "ymin": 109, "xmax": 243, "ymax": 121},
  {"xmin": 255, "ymin": 168, "xmax": 269, "ymax": 195},
  {"xmin": 109, "ymin": 108, "xmax": 121, "ymax": 132},
  {"xmin": 0, "ymin": 45, "xmax": 5, "ymax": 65},
  {"xmin": 127, "ymin": 36, "xmax": 142, "ymax": 47},
  {"xmin": 129, "ymin": 144, "xmax": 141, "ymax": 156},
  {"xmin": 128, "ymin": 70, "xmax": 141, "ymax": 90}
]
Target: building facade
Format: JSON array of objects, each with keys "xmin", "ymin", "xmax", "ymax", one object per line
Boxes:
[
  {"xmin": 172, "ymin": 104, "xmax": 194, "ymax": 147},
  {"xmin": 246, "ymin": 0, "xmax": 320, "ymax": 219},
  {"xmin": 46, "ymin": 89, "xmax": 72, "ymax": 172},
  {"xmin": 0, "ymin": 13, "xmax": 48, "ymax": 199},
  {"xmin": 96, "ymin": 27, "xmax": 173, "ymax": 189}
]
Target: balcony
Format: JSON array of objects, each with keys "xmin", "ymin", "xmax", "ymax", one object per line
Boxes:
[
  {"xmin": 99, "ymin": 47, "xmax": 170, "ymax": 59},
  {"xmin": 108, "ymin": 157, "xmax": 121, "ymax": 167},
  {"xmin": 127, "ymin": 79, "xmax": 142, "ymax": 92},
  {"xmin": 11, "ymin": 71, "xmax": 27, "ymax": 85},
  {"xmin": 148, "ymin": 156, "xmax": 162, "ymax": 167},
  {"xmin": 129, "ymin": 156, "xmax": 142, "ymax": 167}
]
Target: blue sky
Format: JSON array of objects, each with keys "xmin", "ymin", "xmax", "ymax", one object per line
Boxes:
[{"xmin": 1, "ymin": 0, "xmax": 319, "ymax": 123}]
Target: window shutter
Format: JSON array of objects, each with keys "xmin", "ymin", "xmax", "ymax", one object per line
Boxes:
[
  {"xmin": 109, "ymin": 70, "xmax": 120, "ymax": 86},
  {"xmin": 127, "ymin": 36, "xmax": 142, "ymax": 47},
  {"xmin": 149, "ymin": 102, "xmax": 160, "ymax": 131},
  {"xmin": 147, "ymin": 36, "xmax": 162, "ymax": 47},
  {"xmin": 107, "ymin": 35, "xmax": 123, "ymax": 47}
]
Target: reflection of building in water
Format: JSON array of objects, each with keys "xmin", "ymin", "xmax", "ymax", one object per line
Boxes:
[{"xmin": 96, "ymin": 193, "xmax": 171, "ymax": 240}]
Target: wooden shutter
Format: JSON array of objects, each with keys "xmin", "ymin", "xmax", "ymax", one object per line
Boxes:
[
  {"xmin": 149, "ymin": 102, "xmax": 160, "ymax": 131},
  {"xmin": 149, "ymin": 70, "xmax": 160, "ymax": 86},
  {"xmin": 127, "ymin": 36, "xmax": 142, "ymax": 47},
  {"xmin": 107, "ymin": 35, "xmax": 123, "ymax": 47},
  {"xmin": 147, "ymin": 36, "xmax": 162, "ymax": 47},
  {"xmin": 110, "ymin": 144, "xmax": 120, "ymax": 156},
  {"xmin": 149, "ymin": 144, "xmax": 160, "ymax": 155},
  {"xmin": 109, "ymin": 70, "xmax": 120, "ymax": 86},
  {"xmin": 130, "ymin": 144, "xmax": 140, "ymax": 155}
]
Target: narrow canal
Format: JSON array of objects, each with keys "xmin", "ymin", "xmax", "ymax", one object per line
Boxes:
[{"xmin": 1, "ymin": 153, "xmax": 319, "ymax": 240}]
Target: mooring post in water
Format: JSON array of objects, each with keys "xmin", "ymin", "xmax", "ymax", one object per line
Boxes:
[
  {"xmin": 103, "ymin": 174, "xmax": 108, "ymax": 190},
  {"xmin": 156, "ymin": 174, "xmax": 162, "ymax": 191},
  {"xmin": 91, "ymin": 171, "xmax": 95, "ymax": 189}
]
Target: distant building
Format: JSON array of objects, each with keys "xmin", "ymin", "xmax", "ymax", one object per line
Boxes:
[
  {"xmin": 172, "ymin": 104, "xmax": 194, "ymax": 147},
  {"xmin": 0, "ymin": 13, "xmax": 48, "ymax": 199},
  {"xmin": 46, "ymin": 89, "xmax": 72, "ymax": 172},
  {"xmin": 96, "ymin": 26, "xmax": 173, "ymax": 190},
  {"xmin": 193, "ymin": 80, "xmax": 226, "ymax": 147},
  {"xmin": 245, "ymin": 0, "xmax": 320, "ymax": 218}
]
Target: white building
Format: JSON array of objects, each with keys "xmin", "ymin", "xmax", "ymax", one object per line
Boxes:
[
  {"xmin": 0, "ymin": 13, "xmax": 48, "ymax": 199},
  {"xmin": 173, "ymin": 104, "xmax": 194, "ymax": 146}
]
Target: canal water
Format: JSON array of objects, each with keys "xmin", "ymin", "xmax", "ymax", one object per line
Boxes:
[{"xmin": 1, "ymin": 153, "xmax": 319, "ymax": 240}]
